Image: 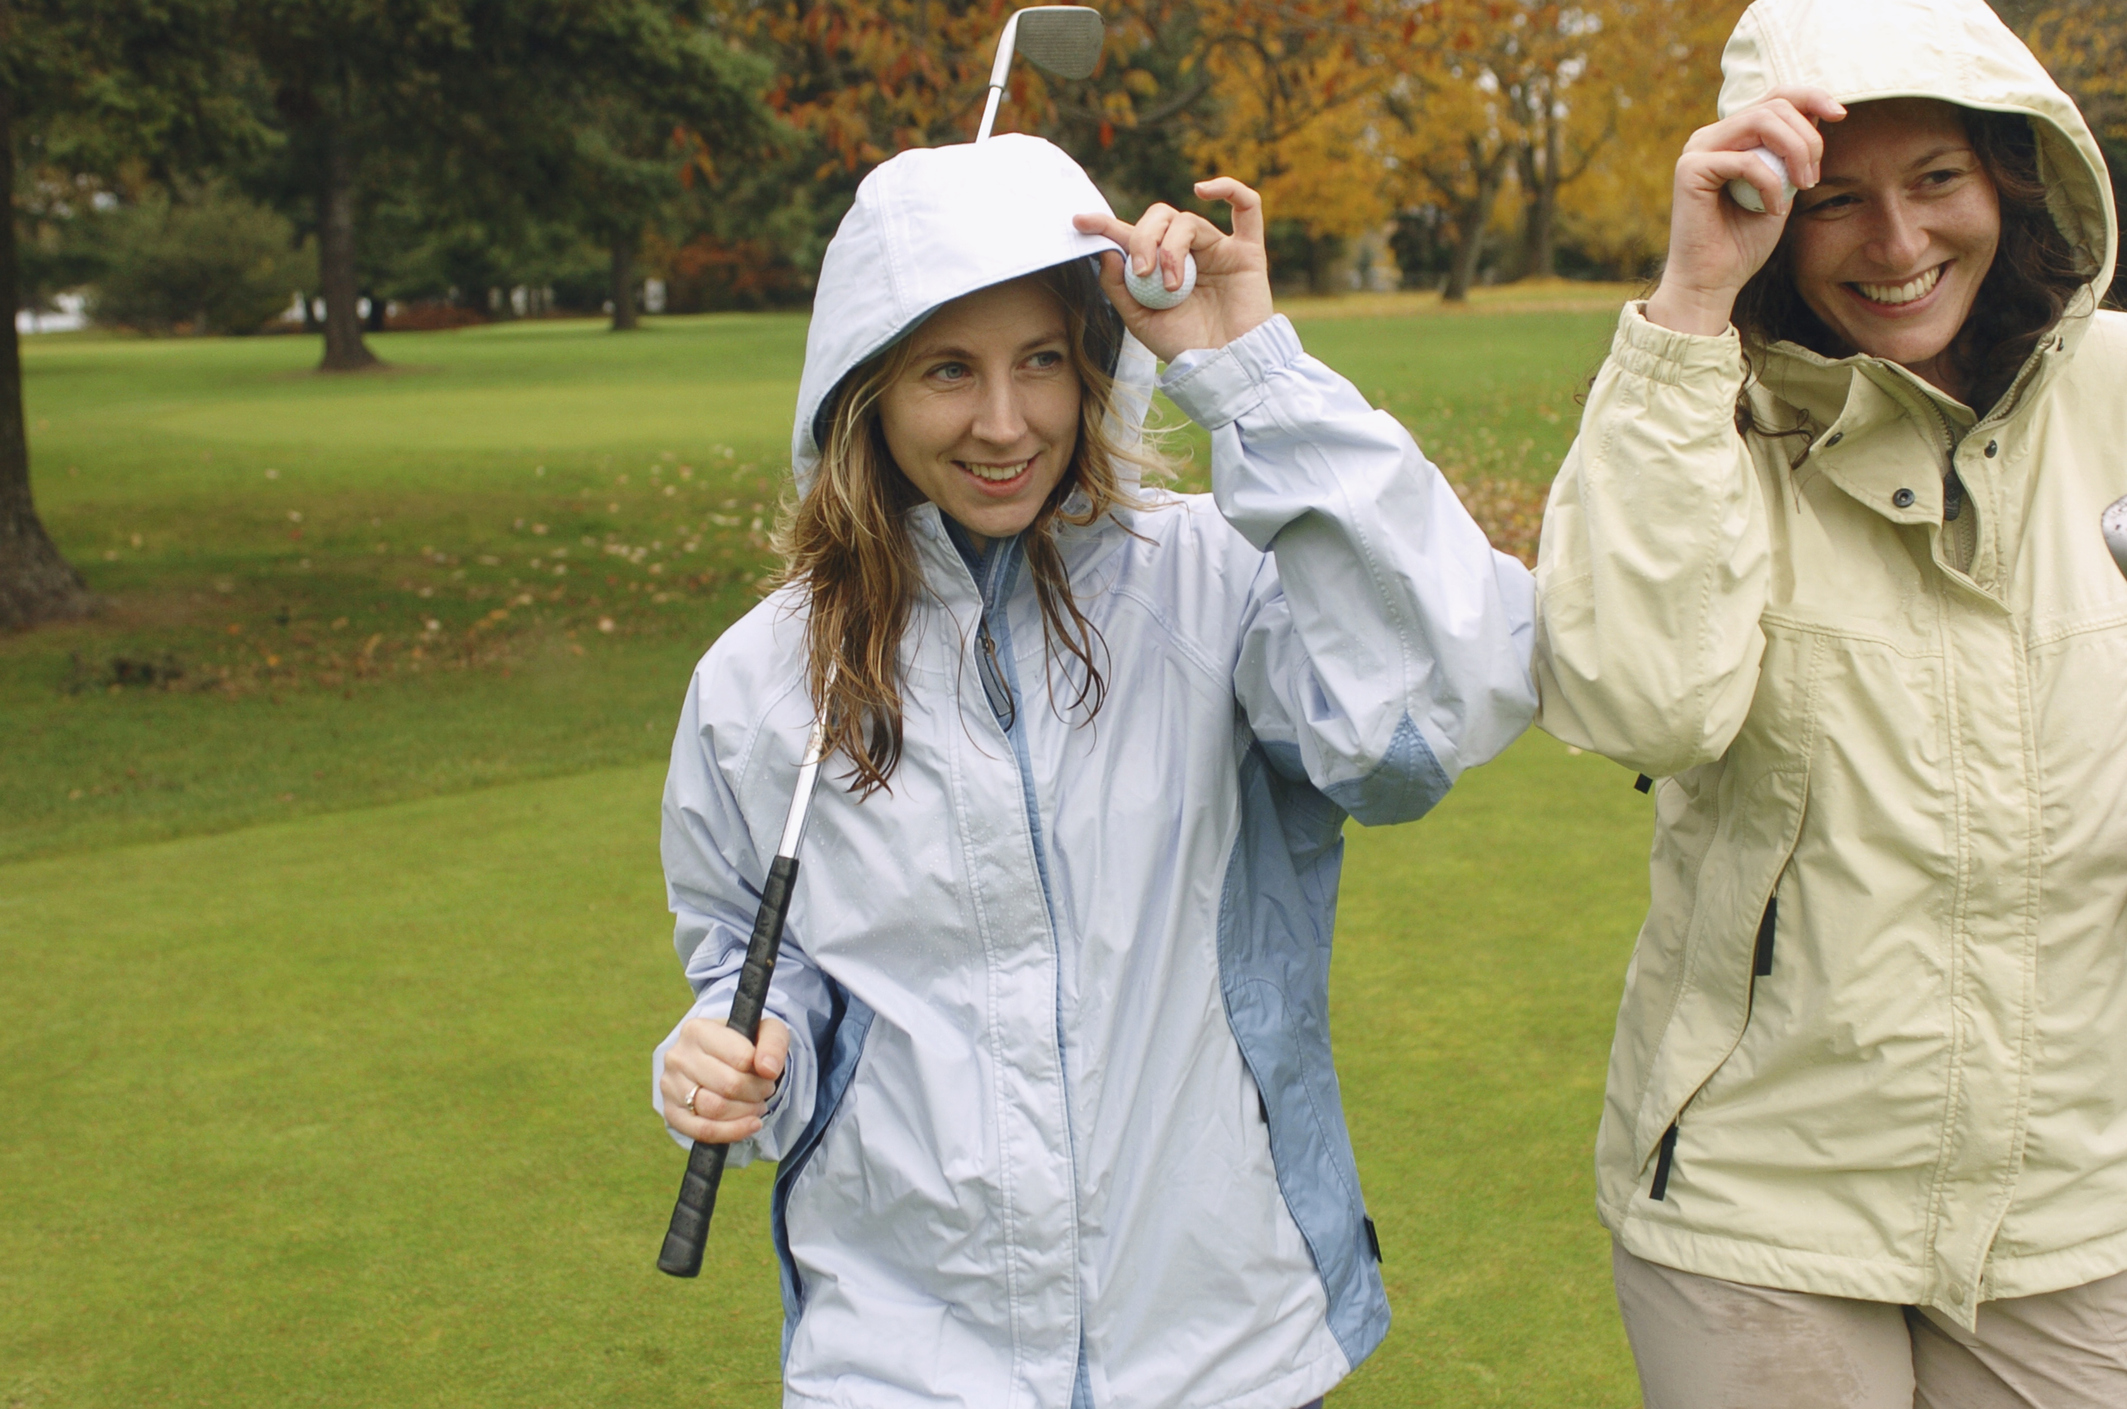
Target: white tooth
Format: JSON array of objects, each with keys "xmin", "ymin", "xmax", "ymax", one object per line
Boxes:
[{"xmin": 1860, "ymin": 266, "xmax": 1940, "ymax": 305}]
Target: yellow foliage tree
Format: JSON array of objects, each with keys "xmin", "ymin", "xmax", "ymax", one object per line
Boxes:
[{"xmin": 1547, "ymin": 0, "xmax": 1742, "ymax": 280}]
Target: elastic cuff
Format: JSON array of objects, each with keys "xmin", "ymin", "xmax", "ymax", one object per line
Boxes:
[
  {"xmin": 1160, "ymin": 314, "xmax": 1304, "ymax": 429},
  {"xmin": 1611, "ymin": 301, "xmax": 1746, "ymax": 389}
]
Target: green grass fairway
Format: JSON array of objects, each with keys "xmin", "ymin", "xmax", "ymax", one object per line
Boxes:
[
  {"xmin": 0, "ymin": 736, "xmax": 1650, "ymax": 1408},
  {"xmin": 4, "ymin": 301, "xmax": 1618, "ymax": 866},
  {"xmin": 4, "ymin": 300, "xmax": 1648, "ymax": 1405}
]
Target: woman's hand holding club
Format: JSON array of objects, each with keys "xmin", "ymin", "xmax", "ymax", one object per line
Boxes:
[
  {"xmin": 1647, "ymin": 88, "xmax": 1846, "ymax": 337},
  {"xmin": 1074, "ymin": 177, "xmax": 1274, "ymax": 362},
  {"xmin": 662, "ymin": 1015, "xmax": 789, "ymax": 1145}
]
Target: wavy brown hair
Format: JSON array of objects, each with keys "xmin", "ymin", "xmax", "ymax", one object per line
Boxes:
[
  {"xmin": 1730, "ymin": 103, "xmax": 2094, "ymax": 434},
  {"xmin": 770, "ymin": 259, "xmax": 1164, "ymax": 796}
]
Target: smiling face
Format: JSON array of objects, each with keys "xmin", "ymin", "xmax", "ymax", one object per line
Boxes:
[
  {"xmin": 878, "ymin": 278, "xmax": 1082, "ymax": 547},
  {"xmin": 1788, "ymin": 99, "xmax": 2002, "ymax": 399}
]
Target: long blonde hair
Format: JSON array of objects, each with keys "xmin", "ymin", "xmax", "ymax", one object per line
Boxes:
[{"xmin": 771, "ymin": 260, "xmax": 1165, "ymax": 795}]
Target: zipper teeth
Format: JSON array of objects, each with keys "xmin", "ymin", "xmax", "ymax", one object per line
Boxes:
[{"xmin": 975, "ymin": 534, "xmax": 1082, "ymax": 1355}]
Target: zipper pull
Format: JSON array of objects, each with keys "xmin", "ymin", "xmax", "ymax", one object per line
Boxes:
[{"xmin": 977, "ymin": 620, "xmax": 1015, "ymax": 730}]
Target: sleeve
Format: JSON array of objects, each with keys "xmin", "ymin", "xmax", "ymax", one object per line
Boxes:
[
  {"xmin": 651, "ymin": 673, "xmax": 836, "ymax": 1166},
  {"xmin": 1161, "ymin": 314, "xmax": 1538, "ymax": 825},
  {"xmin": 1532, "ymin": 303, "xmax": 1771, "ymax": 777}
]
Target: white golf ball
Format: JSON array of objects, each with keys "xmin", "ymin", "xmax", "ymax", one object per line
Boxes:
[
  {"xmin": 1728, "ymin": 147, "xmax": 1798, "ymax": 214},
  {"xmin": 1125, "ymin": 252, "xmax": 1196, "ymax": 310}
]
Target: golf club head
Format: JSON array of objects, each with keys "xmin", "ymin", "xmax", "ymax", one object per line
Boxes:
[
  {"xmin": 2103, "ymin": 493, "xmax": 2127, "ymax": 580},
  {"xmin": 1015, "ymin": 6, "xmax": 1105, "ymax": 80},
  {"xmin": 977, "ymin": 7, "xmax": 1104, "ymax": 140}
]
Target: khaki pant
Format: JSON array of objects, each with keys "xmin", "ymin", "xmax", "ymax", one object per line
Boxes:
[{"xmin": 1613, "ymin": 1242, "xmax": 2127, "ymax": 1408}]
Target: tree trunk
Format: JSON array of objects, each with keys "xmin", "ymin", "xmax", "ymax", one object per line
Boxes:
[
  {"xmin": 610, "ymin": 233, "xmax": 640, "ymax": 332},
  {"xmin": 0, "ymin": 85, "xmax": 93, "ymax": 632},
  {"xmin": 317, "ymin": 124, "xmax": 378, "ymax": 371},
  {"xmin": 1525, "ymin": 112, "xmax": 1561, "ymax": 281},
  {"xmin": 1513, "ymin": 141, "xmax": 1540, "ymax": 279},
  {"xmin": 1442, "ymin": 146, "xmax": 1512, "ymax": 303}
]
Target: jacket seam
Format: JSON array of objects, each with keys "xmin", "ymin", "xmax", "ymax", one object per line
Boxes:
[
  {"xmin": 2025, "ymin": 608, "xmax": 2127, "ymax": 649},
  {"xmin": 1300, "ymin": 433, "xmax": 1419, "ymax": 759},
  {"xmin": 1757, "ymin": 611, "xmax": 1946, "ymax": 655},
  {"xmin": 1104, "ymin": 581, "xmax": 1228, "ymax": 687}
]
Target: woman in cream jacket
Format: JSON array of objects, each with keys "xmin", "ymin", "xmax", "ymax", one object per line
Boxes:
[{"xmin": 1536, "ymin": 0, "xmax": 2127, "ymax": 1403}]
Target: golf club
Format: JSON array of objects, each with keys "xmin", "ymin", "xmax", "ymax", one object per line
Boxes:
[
  {"xmin": 972, "ymin": 5, "xmax": 1195, "ymax": 309},
  {"xmin": 656, "ymin": 675, "xmax": 836, "ymax": 1279},
  {"xmin": 975, "ymin": 6, "xmax": 1105, "ymax": 143}
]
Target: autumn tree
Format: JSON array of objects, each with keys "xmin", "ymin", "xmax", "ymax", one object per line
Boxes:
[
  {"xmin": 1373, "ymin": 2, "xmax": 1529, "ymax": 301},
  {"xmin": 1501, "ymin": 0, "xmax": 1739, "ymax": 279},
  {"xmin": 1, "ymin": 0, "xmax": 251, "ymax": 631},
  {"xmin": 712, "ymin": 0, "xmax": 1243, "ymax": 298}
]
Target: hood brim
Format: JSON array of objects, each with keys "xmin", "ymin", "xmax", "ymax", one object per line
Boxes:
[
  {"xmin": 1719, "ymin": 0, "xmax": 2117, "ymax": 305},
  {"xmin": 790, "ymin": 135, "xmax": 1152, "ymax": 499}
]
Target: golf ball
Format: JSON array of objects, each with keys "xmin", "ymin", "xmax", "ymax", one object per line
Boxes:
[
  {"xmin": 1125, "ymin": 252, "xmax": 1197, "ymax": 310},
  {"xmin": 1728, "ymin": 147, "xmax": 1798, "ymax": 214}
]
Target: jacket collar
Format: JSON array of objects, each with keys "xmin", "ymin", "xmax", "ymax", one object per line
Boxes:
[{"xmin": 1756, "ymin": 290, "xmax": 2089, "ymax": 525}]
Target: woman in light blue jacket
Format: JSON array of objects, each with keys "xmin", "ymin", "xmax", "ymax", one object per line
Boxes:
[{"xmin": 652, "ymin": 135, "xmax": 1536, "ymax": 1409}]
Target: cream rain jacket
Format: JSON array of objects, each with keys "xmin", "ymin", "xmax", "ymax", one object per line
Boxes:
[
  {"xmin": 1535, "ymin": 0, "xmax": 2126, "ymax": 1328},
  {"xmin": 654, "ymin": 136, "xmax": 1538, "ymax": 1408}
]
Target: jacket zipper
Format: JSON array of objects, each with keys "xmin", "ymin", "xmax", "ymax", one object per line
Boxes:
[
  {"xmin": 1649, "ymin": 1123, "xmax": 1680, "ymax": 1201},
  {"xmin": 961, "ymin": 533, "xmax": 1083, "ymax": 1360},
  {"xmin": 1923, "ymin": 398, "xmax": 1980, "ymax": 575}
]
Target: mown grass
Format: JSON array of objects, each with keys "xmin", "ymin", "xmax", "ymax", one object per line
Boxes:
[
  {"xmin": 2, "ymin": 299, "xmax": 1645, "ymax": 1406},
  {"xmin": 6, "ymin": 318, "xmax": 798, "ymax": 864},
  {"xmin": 0, "ymin": 739, "xmax": 1649, "ymax": 1409}
]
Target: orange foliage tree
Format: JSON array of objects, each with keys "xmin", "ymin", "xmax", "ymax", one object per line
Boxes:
[
  {"xmin": 1366, "ymin": 0, "xmax": 1741, "ymax": 298},
  {"xmin": 1180, "ymin": 0, "xmax": 1416, "ymax": 282},
  {"xmin": 684, "ymin": 0, "xmax": 1760, "ymax": 299}
]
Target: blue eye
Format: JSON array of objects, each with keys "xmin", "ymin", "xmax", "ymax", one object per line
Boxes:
[
  {"xmin": 932, "ymin": 362, "xmax": 968, "ymax": 381},
  {"xmin": 1028, "ymin": 350, "xmax": 1064, "ymax": 370}
]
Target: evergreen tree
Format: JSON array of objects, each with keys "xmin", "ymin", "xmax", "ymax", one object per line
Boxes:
[{"xmin": 0, "ymin": 0, "xmax": 252, "ymax": 630}]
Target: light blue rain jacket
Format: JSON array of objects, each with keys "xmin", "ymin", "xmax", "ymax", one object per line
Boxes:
[{"xmin": 655, "ymin": 135, "xmax": 1537, "ymax": 1409}]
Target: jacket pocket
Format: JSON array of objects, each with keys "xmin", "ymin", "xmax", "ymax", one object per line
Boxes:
[
  {"xmin": 772, "ymin": 987, "xmax": 876, "ymax": 1331},
  {"xmin": 1631, "ymin": 628, "xmax": 1824, "ymax": 1177}
]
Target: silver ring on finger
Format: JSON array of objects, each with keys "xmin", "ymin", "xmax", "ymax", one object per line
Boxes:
[{"xmin": 684, "ymin": 1082, "xmax": 704, "ymax": 1116}]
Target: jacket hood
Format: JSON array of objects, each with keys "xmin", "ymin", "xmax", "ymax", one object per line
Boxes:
[
  {"xmin": 791, "ymin": 134, "xmax": 1155, "ymax": 498},
  {"xmin": 1720, "ymin": 0, "xmax": 2116, "ymax": 307}
]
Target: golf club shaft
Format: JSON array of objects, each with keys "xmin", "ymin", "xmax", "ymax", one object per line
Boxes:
[
  {"xmin": 975, "ymin": 12, "xmax": 1020, "ymax": 141},
  {"xmin": 656, "ymin": 698, "xmax": 834, "ymax": 1279},
  {"xmin": 655, "ymin": 851, "xmax": 801, "ymax": 1277}
]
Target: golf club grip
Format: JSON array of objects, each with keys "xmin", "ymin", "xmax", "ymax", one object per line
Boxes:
[
  {"xmin": 656, "ymin": 853, "xmax": 800, "ymax": 1278},
  {"xmin": 727, "ymin": 854, "xmax": 799, "ymax": 1043}
]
